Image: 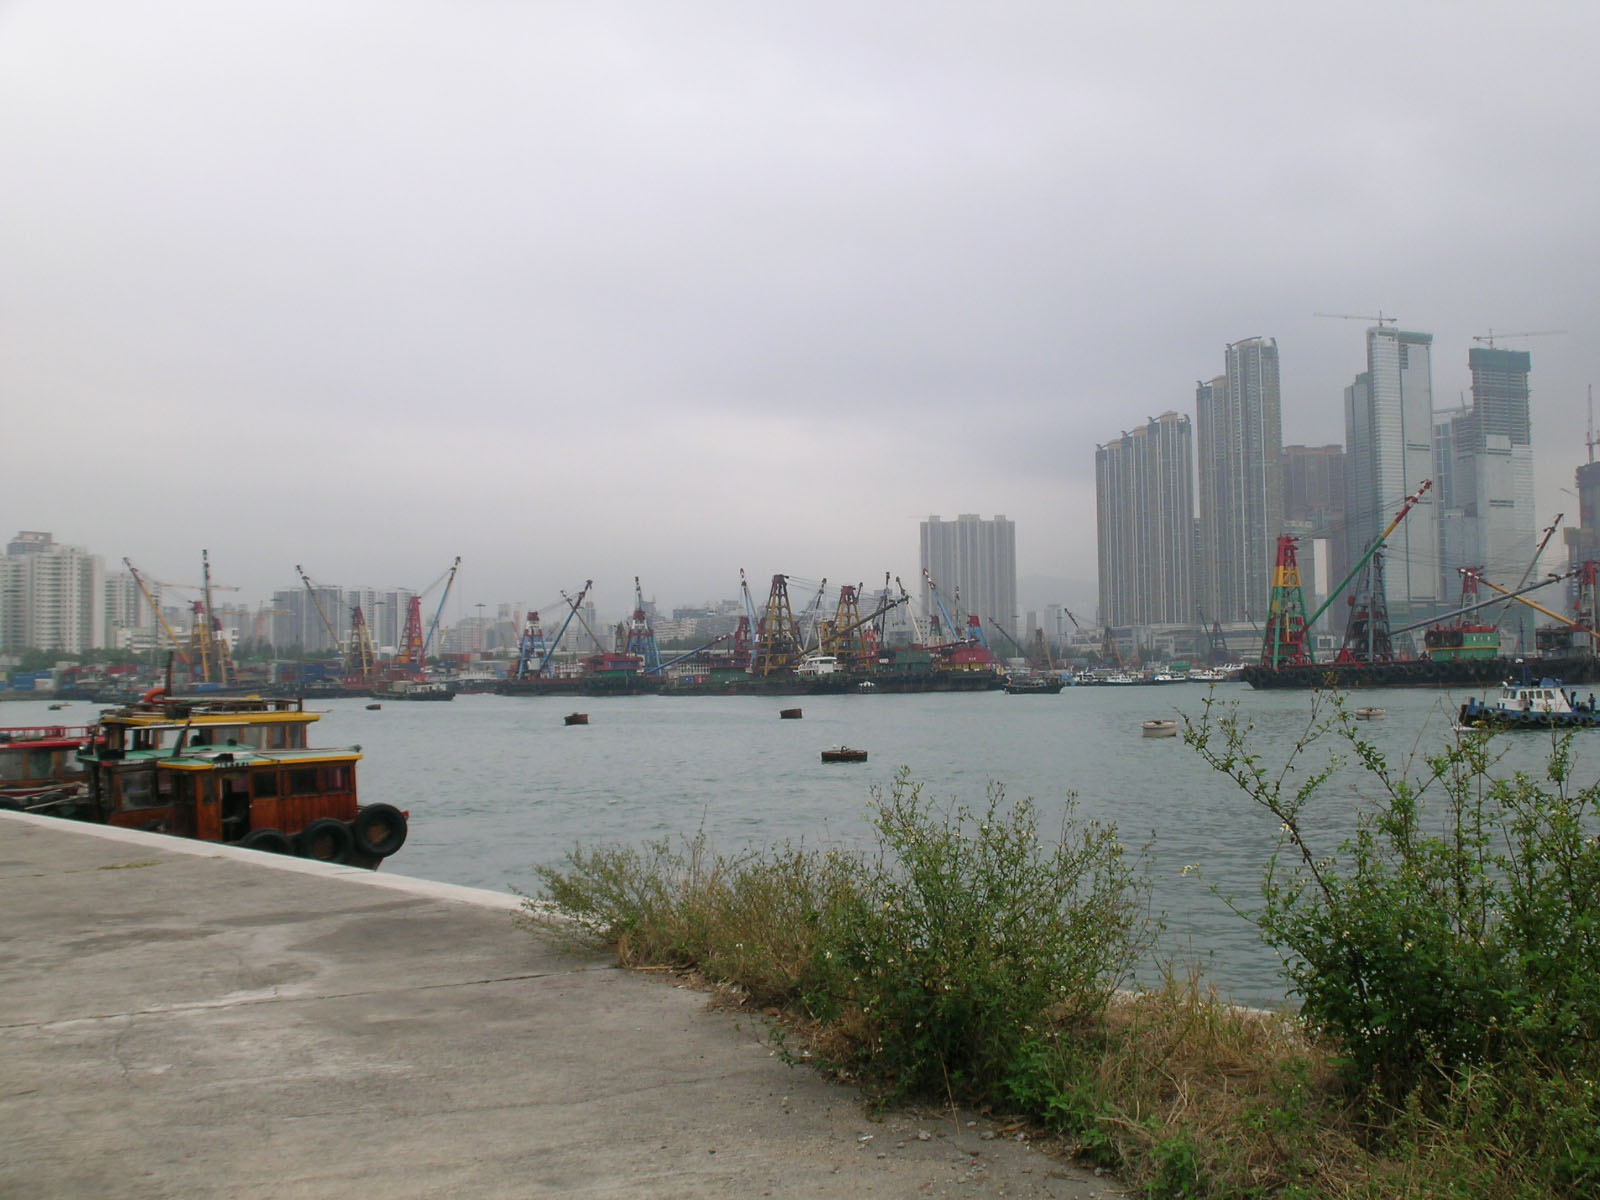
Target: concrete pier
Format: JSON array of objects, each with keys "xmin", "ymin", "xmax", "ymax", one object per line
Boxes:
[{"xmin": 1, "ymin": 814, "xmax": 1120, "ymax": 1198}]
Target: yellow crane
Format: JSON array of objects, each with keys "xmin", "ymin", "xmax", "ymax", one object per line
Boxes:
[{"xmin": 123, "ymin": 558, "xmax": 191, "ymax": 667}]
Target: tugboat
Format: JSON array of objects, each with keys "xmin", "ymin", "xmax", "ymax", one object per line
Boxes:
[{"xmin": 1458, "ymin": 680, "xmax": 1600, "ymax": 731}]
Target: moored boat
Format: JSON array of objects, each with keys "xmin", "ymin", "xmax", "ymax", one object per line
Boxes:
[
  {"xmin": 1141, "ymin": 719, "xmax": 1179, "ymax": 738},
  {"xmin": 372, "ymin": 678, "xmax": 454, "ymax": 701},
  {"xmin": 1353, "ymin": 706, "xmax": 1386, "ymax": 720},
  {"xmin": 53, "ymin": 692, "xmax": 410, "ymax": 868},
  {"xmin": 0, "ymin": 724, "xmax": 97, "ymax": 811},
  {"xmin": 1004, "ymin": 673, "xmax": 1064, "ymax": 694},
  {"xmin": 564, "ymin": 712, "xmax": 588, "ymax": 726},
  {"xmin": 779, "ymin": 707, "xmax": 803, "ymax": 719},
  {"xmin": 820, "ymin": 747, "xmax": 868, "ymax": 763}
]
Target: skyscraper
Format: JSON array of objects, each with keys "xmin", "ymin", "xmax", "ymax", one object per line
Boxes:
[
  {"xmin": 1437, "ymin": 347, "xmax": 1536, "ymax": 640},
  {"xmin": 1343, "ymin": 326, "xmax": 1441, "ymax": 623},
  {"xmin": 0, "ymin": 531, "xmax": 106, "ymax": 653},
  {"xmin": 1195, "ymin": 337, "xmax": 1283, "ymax": 623},
  {"xmin": 1095, "ymin": 412, "xmax": 1194, "ymax": 627},
  {"xmin": 919, "ymin": 514, "xmax": 1017, "ymax": 636}
]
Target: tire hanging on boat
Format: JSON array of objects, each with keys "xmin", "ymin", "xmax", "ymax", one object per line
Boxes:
[
  {"xmin": 298, "ymin": 818, "xmax": 354, "ymax": 864},
  {"xmin": 238, "ymin": 828, "xmax": 295, "ymax": 855},
  {"xmin": 351, "ymin": 804, "xmax": 408, "ymax": 858}
]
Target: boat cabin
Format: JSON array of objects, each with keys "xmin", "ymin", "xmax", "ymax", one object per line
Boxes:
[
  {"xmin": 0, "ymin": 725, "xmax": 95, "ymax": 800},
  {"xmin": 80, "ymin": 744, "xmax": 362, "ymax": 842},
  {"xmin": 1488, "ymin": 682, "xmax": 1576, "ymax": 715},
  {"xmin": 97, "ymin": 694, "xmax": 316, "ymax": 754}
]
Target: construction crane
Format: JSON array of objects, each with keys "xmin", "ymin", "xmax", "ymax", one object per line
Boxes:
[
  {"xmin": 623, "ymin": 575, "xmax": 661, "ymax": 671},
  {"xmin": 922, "ymin": 569, "xmax": 962, "ymax": 646},
  {"xmin": 296, "ymin": 564, "xmax": 344, "ymax": 654},
  {"xmin": 1471, "ymin": 329, "xmax": 1566, "ymax": 347},
  {"xmin": 348, "ymin": 604, "xmax": 378, "ymax": 678},
  {"xmin": 987, "ymin": 617, "xmax": 1036, "ymax": 668},
  {"xmin": 123, "ymin": 558, "xmax": 191, "ymax": 667},
  {"xmin": 193, "ymin": 549, "xmax": 233, "ymax": 686},
  {"xmin": 420, "ymin": 556, "xmax": 461, "ymax": 661},
  {"xmin": 1314, "ymin": 310, "xmax": 1398, "ymax": 327},
  {"xmin": 511, "ymin": 580, "xmax": 594, "ymax": 680}
]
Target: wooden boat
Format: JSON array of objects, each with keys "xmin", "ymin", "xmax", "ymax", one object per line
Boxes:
[
  {"xmin": 564, "ymin": 712, "xmax": 589, "ymax": 726},
  {"xmin": 366, "ymin": 703, "xmax": 382, "ymax": 711},
  {"xmin": 779, "ymin": 708, "xmax": 803, "ymax": 719},
  {"xmin": 55, "ymin": 691, "xmax": 409, "ymax": 868},
  {"xmin": 820, "ymin": 747, "xmax": 868, "ymax": 763},
  {"xmin": 1353, "ymin": 706, "xmax": 1386, "ymax": 720},
  {"xmin": 1141, "ymin": 719, "xmax": 1179, "ymax": 738},
  {"xmin": 0, "ymin": 724, "xmax": 96, "ymax": 810}
]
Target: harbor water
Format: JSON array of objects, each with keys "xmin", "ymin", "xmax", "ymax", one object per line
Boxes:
[{"xmin": 10, "ymin": 683, "xmax": 1590, "ymax": 1008}]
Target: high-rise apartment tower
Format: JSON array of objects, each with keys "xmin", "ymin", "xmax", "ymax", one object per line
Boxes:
[{"xmin": 1095, "ymin": 412, "xmax": 1195, "ymax": 627}]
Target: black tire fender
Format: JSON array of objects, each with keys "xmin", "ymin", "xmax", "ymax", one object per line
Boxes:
[
  {"xmin": 351, "ymin": 803, "xmax": 408, "ymax": 858},
  {"xmin": 238, "ymin": 828, "xmax": 294, "ymax": 855},
  {"xmin": 298, "ymin": 818, "xmax": 354, "ymax": 864}
]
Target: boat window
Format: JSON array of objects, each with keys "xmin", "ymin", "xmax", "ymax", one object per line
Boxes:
[
  {"xmin": 288, "ymin": 767, "xmax": 320, "ymax": 796},
  {"xmin": 118, "ymin": 770, "xmax": 161, "ymax": 810},
  {"xmin": 236, "ymin": 727, "xmax": 265, "ymax": 749},
  {"xmin": 251, "ymin": 770, "xmax": 278, "ymax": 799},
  {"xmin": 323, "ymin": 764, "xmax": 352, "ymax": 791},
  {"xmin": 27, "ymin": 749, "xmax": 54, "ymax": 780},
  {"xmin": 0, "ymin": 755, "xmax": 23, "ymax": 780},
  {"xmin": 266, "ymin": 726, "xmax": 291, "ymax": 750},
  {"xmin": 156, "ymin": 772, "xmax": 179, "ymax": 805}
]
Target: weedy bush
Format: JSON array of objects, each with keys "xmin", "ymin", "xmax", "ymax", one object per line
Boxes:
[
  {"xmin": 809, "ymin": 769, "xmax": 1151, "ymax": 1102},
  {"xmin": 529, "ymin": 831, "xmax": 864, "ymax": 1006},
  {"xmin": 1185, "ymin": 693, "xmax": 1600, "ymax": 1192},
  {"xmin": 531, "ymin": 770, "xmax": 1150, "ymax": 1104}
]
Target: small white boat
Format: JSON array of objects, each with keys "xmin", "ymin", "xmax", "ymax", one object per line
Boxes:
[
  {"xmin": 1353, "ymin": 706, "xmax": 1386, "ymax": 721},
  {"xmin": 1141, "ymin": 719, "xmax": 1178, "ymax": 738}
]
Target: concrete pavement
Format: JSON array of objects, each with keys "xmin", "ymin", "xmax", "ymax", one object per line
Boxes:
[{"xmin": 0, "ymin": 813, "xmax": 1122, "ymax": 1198}]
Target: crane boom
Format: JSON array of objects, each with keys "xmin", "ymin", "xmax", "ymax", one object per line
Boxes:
[
  {"xmin": 529, "ymin": 580, "xmax": 593, "ymax": 676},
  {"xmin": 123, "ymin": 558, "xmax": 191, "ymax": 666},
  {"xmin": 296, "ymin": 564, "xmax": 343, "ymax": 649},
  {"xmin": 1477, "ymin": 573, "xmax": 1600, "ymax": 647},
  {"xmin": 1306, "ymin": 479, "xmax": 1433, "ymax": 629},
  {"xmin": 421, "ymin": 557, "xmax": 461, "ymax": 659},
  {"xmin": 922, "ymin": 569, "xmax": 961, "ymax": 645}
]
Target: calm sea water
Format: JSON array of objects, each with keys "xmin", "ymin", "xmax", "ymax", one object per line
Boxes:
[{"xmin": 10, "ymin": 683, "xmax": 1588, "ymax": 1007}]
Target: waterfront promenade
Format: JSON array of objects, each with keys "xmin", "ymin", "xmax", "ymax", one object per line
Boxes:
[{"xmin": 0, "ymin": 813, "xmax": 1119, "ymax": 1198}]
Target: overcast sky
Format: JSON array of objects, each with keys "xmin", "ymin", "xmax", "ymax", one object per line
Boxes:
[{"xmin": 4, "ymin": 1, "xmax": 1598, "ymax": 623}]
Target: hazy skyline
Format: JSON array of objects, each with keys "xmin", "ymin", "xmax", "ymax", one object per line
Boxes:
[{"xmin": 5, "ymin": 2, "xmax": 1597, "ymax": 624}]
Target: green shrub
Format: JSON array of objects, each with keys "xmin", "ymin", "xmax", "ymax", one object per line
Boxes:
[
  {"xmin": 809, "ymin": 770, "xmax": 1151, "ymax": 1101},
  {"xmin": 1184, "ymin": 694, "xmax": 1600, "ymax": 1150}
]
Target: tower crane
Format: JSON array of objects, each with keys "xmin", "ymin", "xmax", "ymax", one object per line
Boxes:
[
  {"xmin": 1314, "ymin": 310, "xmax": 1398, "ymax": 327},
  {"xmin": 1471, "ymin": 329, "xmax": 1566, "ymax": 347}
]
